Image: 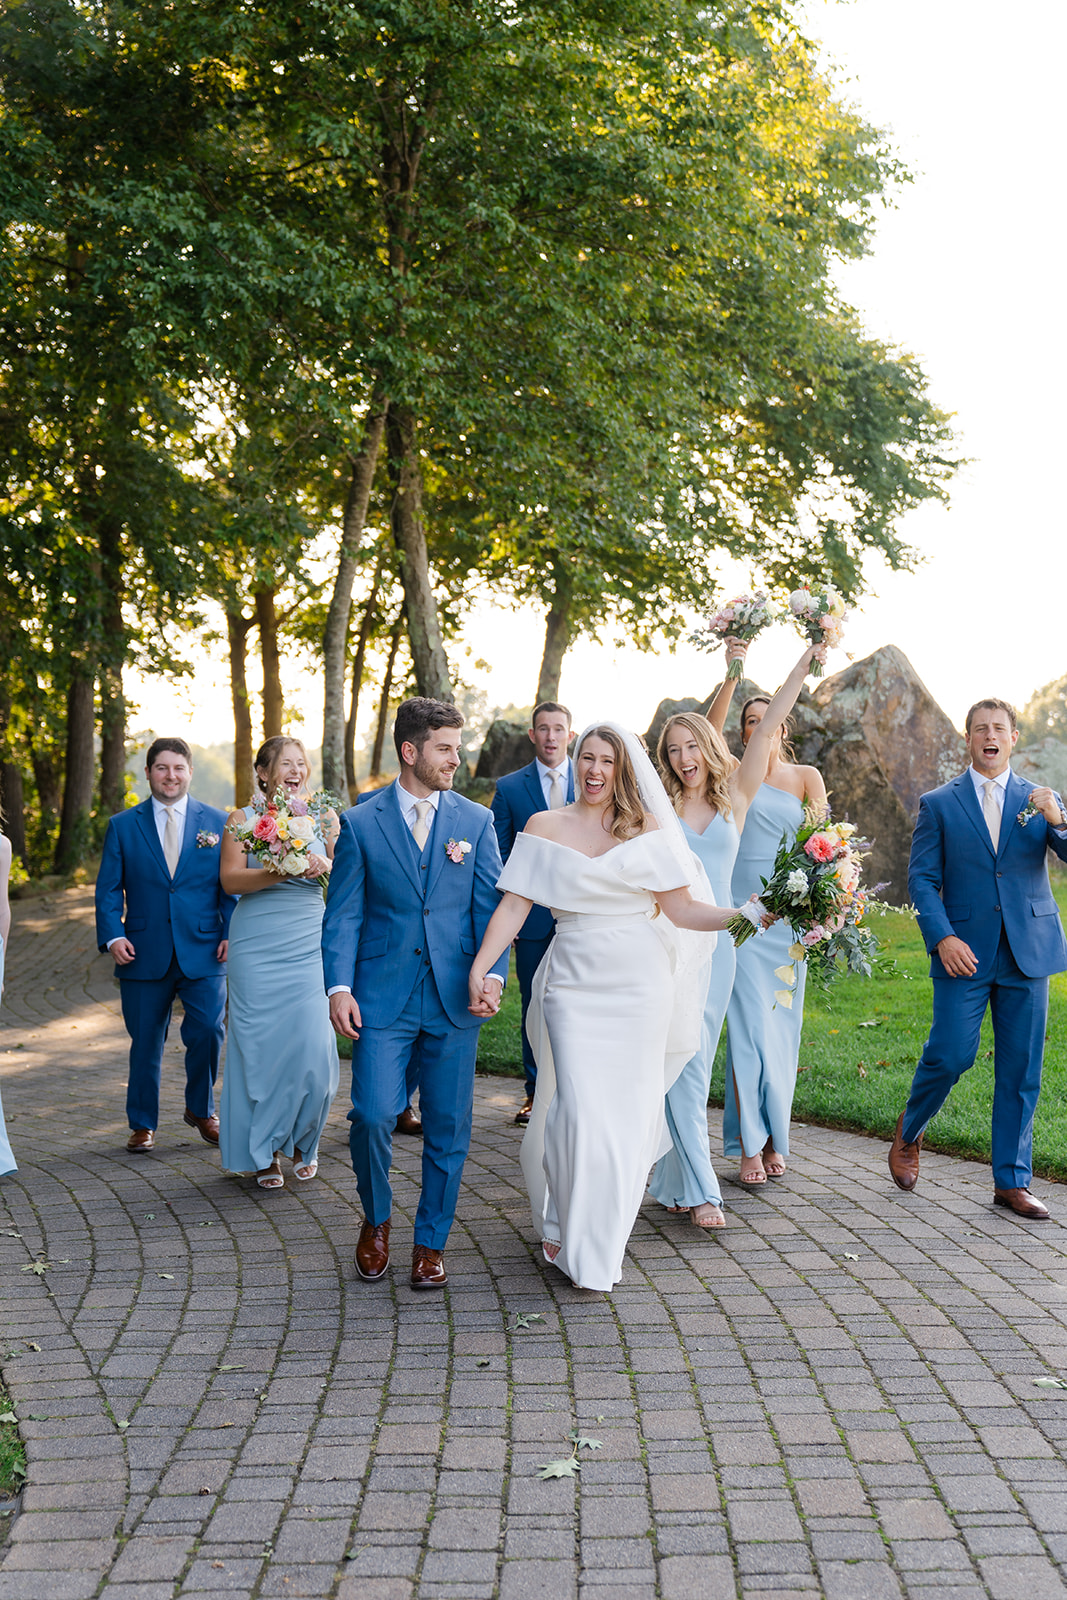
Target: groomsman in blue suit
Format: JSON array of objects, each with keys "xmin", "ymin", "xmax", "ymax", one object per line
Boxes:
[
  {"xmin": 490, "ymin": 702, "xmax": 575, "ymax": 1123},
  {"xmin": 323, "ymin": 698, "xmax": 509, "ymax": 1290},
  {"xmin": 889, "ymin": 699, "xmax": 1067, "ymax": 1217},
  {"xmin": 95, "ymin": 737, "xmax": 235, "ymax": 1152}
]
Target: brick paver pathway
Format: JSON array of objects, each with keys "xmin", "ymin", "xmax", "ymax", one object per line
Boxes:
[{"xmin": 2, "ymin": 887, "xmax": 1067, "ymax": 1599}]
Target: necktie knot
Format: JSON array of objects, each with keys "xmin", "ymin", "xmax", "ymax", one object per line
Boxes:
[{"xmin": 548, "ymin": 770, "xmax": 565, "ymax": 810}]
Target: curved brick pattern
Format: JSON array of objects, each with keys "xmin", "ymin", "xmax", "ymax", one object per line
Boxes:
[{"xmin": 1, "ymin": 888, "xmax": 1067, "ymax": 1598}]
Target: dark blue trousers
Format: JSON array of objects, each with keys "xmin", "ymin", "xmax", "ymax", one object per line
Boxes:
[
  {"xmin": 515, "ymin": 933, "xmax": 552, "ymax": 1098},
  {"xmin": 120, "ymin": 957, "xmax": 226, "ymax": 1131},
  {"xmin": 903, "ymin": 932, "xmax": 1048, "ymax": 1189},
  {"xmin": 348, "ymin": 971, "xmax": 480, "ymax": 1249}
]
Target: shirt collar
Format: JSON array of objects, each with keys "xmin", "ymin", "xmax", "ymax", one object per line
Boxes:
[
  {"xmin": 151, "ymin": 794, "xmax": 189, "ymax": 817},
  {"xmin": 535, "ymin": 757, "xmax": 570, "ymax": 783},
  {"xmin": 968, "ymin": 765, "xmax": 1010, "ymax": 795},
  {"xmin": 394, "ymin": 780, "xmax": 441, "ymax": 821}
]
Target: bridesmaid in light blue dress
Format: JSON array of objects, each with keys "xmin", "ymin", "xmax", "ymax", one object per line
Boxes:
[
  {"xmin": 219, "ymin": 738, "xmax": 339, "ymax": 1189},
  {"xmin": 711, "ymin": 662, "xmax": 827, "ymax": 1184},
  {"xmin": 0, "ymin": 827, "xmax": 15, "ymax": 1177},
  {"xmin": 650, "ymin": 642, "xmax": 825, "ymax": 1223}
]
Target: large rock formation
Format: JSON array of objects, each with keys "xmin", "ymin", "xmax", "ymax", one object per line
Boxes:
[
  {"xmin": 475, "ymin": 720, "xmax": 532, "ymax": 783},
  {"xmin": 645, "ymin": 645, "xmax": 967, "ymax": 905}
]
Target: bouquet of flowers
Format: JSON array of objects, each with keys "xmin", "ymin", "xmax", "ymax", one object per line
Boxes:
[
  {"xmin": 726, "ymin": 806, "xmax": 884, "ymax": 1005},
  {"xmin": 786, "ymin": 584, "xmax": 849, "ymax": 676},
  {"xmin": 227, "ymin": 788, "xmax": 338, "ymax": 890},
  {"xmin": 690, "ymin": 589, "xmax": 780, "ymax": 679}
]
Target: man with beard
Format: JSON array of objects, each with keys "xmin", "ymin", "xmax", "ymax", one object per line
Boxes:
[{"xmin": 323, "ymin": 698, "xmax": 508, "ymax": 1288}]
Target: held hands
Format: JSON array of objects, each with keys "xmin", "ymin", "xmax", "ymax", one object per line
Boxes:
[
  {"xmin": 468, "ymin": 973, "xmax": 504, "ymax": 1016},
  {"xmin": 936, "ymin": 935, "xmax": 978, "ymax": 978},
  {"xmin": 329, "ymin": 992, "xmax": 363, "ymax": 1040},
  {"xmin": 1029, "ymin": 786, "xmax": 1066, "ymax": 827}
]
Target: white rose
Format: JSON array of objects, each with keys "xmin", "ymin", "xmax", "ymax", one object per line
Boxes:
[
  {"xmin": 286, "ymin": 814, "xmax": 316, "ymax": 842},
  {"xmin": 788, "ymin": 589, "xmax": 809, "ymax": 614},
  {"xmin": 279, "ymin": 851, "xmax": 306, "ymax": 875}
]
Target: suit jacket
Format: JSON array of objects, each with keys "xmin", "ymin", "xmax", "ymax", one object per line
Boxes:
[
  {"xmin": 491, "ymin": 759, "xmax": 575, "ymax": 942},
  {"xmin": 95, "ymin": 798, "xmax": 236, "ymax": 981},
  {"xmin": 909, "ymin": 769, "xmax": 1067, "ymax": 981},
  {"xmin": 321, "ymin": 783, "xmax": 508, "ymax": 1030}
]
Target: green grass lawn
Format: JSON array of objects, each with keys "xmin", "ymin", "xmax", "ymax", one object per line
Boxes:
[{"xmin": 475, "ymin": 881, "xmax": 1067, "ymax": 1182}]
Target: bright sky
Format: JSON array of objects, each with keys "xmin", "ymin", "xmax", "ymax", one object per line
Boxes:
[{"xmin": 131, "ymin": 0, "xmax": 1067, "ymax": 752}]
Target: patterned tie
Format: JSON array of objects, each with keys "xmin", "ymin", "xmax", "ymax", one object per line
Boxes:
[
  {"xmin": 982, "ymin": 780, "xmax": 1000, "ymax": 850},
  {"xmin": 548, "ymin": 770, "xmax": 565, "ymax": 810},
  {"xmin": 412, "ymin": 799, "xmax": 433, "ymax": 850},
  {"xmin": 163, "ymin": 806, "xmax": 181, "ymax": 877}
]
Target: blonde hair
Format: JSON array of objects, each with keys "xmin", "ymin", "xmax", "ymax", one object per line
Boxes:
[
  {"xmin": 254, "ymin": 736, "xmax": 310, "ymax": 802},
  {"xmin": 657, "ymin": 715, "xmax": 734, "ymax": 818},
  {"xmin": 576, "ymin": 725, "xmax": 646, "ymax": 842}
]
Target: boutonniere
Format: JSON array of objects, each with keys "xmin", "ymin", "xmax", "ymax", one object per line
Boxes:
[
  {"xmin": 1016, "ymin": 798, "xmax": 1040, "ymax": 827},
  {"xmin": 196, "ymin": 831, "xmax": 220, "ymax": 849},
  {"xmin": 445, "ymin": 837, "xmax": 472, "ymax": 864}
]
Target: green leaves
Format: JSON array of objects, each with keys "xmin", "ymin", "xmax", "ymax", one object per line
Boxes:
[{"xmin": 537, "ymin": 1428, "xmax": 604, "ymax": 1479}]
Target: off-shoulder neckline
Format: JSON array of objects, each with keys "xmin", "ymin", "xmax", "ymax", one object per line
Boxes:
[{"xmin": 519, "ymin": 831, "xmax": 660, "ymax": 863}]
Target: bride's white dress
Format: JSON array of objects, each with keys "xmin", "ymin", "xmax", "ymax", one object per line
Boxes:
[{"xmin": 497, "ymin": 830, "xmax": 701, "ymax": 1292}]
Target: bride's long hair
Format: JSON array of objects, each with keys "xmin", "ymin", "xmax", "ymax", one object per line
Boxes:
[
  {"xmin": 656, "ymin": 714, "xmax": 734, "ymax": 819},
  {"xmin": 576, "ymin": 725, "xmax": 646, "ymax": 842}
]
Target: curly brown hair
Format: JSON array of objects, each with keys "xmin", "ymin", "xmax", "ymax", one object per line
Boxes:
[
  {"xmin": 576, "ymin": 726, "xmax": 646, "ymax": 842},
  {"xmin": 657, "ymin": 714, "xmax": 734, "ymax": 818}
]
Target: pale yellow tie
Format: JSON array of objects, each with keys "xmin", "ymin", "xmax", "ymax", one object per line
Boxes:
[
  {"xmin": 982, "ymin": 780, "xmax": 1000, "ymax": 849},
  {"xmin": 412, "ymin": 799, "xmax": 433, "ymax": 850},
  {"xmin": 548, "ymin": 770, "xmax": 565, "ymax": 810},
  {"xmin": 163, "ymin": 806, "xmax": 181, "ymax": 876}
]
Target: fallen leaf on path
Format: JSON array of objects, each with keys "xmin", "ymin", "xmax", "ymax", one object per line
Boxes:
[
  {"xmin": 538, "ymin": 1457, "xmax": 581, "ymax": 1479},
  {"xmin": 21, "ymin": 1260, "xmax": 48, "ymax": 1275},
  {"xmin": 217, "ymin": 1364, "xmax": 245, "ymax": 1371},
  {"xmin": 25, "ymin": 1342, "xmax": 40, "ymax": 1352},
  {"xmin": 569, "ymin": 1432, "xmax": 603, "ymax": 1452},
  {"xmin": 475, "ymin": 1357, "xmax": 491, "ymax": 1367},
  {"xmin": 843, "ymin": 1253, "xmax": 860, "ymax": 1261},
  {"xmin": 116, "ymin": 1419, "xmax": 129, "ymax": 1430},
  {"xmin": 512, "ymin": 1312, "xmax": 545, "ymax": 1331},
  {"xmin": 1034, "ymin": 1378, "xmax": 1067, "ymax": 1390},
  {"xmin": 0, "ymin": 1412, "xmax": 16, "ymax": 1425},
  {"xmin": 158, "ymin": 1273, "xmax": 175, "ymax": 1280}
]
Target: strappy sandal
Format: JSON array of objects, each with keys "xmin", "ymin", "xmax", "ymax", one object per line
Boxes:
[
  {"xmin": 691, "ymin": 1203, "xmax": 725, "ymax": 1228},
  {"xmin": 761, "ymin": 1138, "xmax": 786, "ymax": 1177},
  {"xmin": 738, "ymin": 1153, "xmax": 767, "ymax": 1185},
  {"xmin": 256, "ymin": 1156, "xmax": 284, "ymax": 1190},
  {"xmin": 292, "ymin": 1151, "xmax": 318, "ymax": 1182}
]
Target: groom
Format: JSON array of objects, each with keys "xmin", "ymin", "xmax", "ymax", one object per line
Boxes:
[
  {"xmin": 323, "ymin": 698, "xmax": 509, "ymax": 1289},
  {"xmin": 889, "ymin": 698, "xmax": 1067, "ymax": 1217}
]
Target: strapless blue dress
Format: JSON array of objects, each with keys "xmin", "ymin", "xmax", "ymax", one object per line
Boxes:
[
  {"xmin": 723, "ymin": 784, "xmax": 806, "ymax": 1160},
  {"xmin": 220, "ymin": 846, "xmax": 339, "ymax": 1173},
  {"xmin": 649, "ymin": 811, "xmax": 739, "ymax": 1210}
]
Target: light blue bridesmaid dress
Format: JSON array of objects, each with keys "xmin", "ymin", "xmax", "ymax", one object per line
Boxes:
[
  {"xmin": 649, "ymin": 811, "xmax": 739, "ymax": 1210},
  {"xmin": 723, "ymin": 783, "xmax": 806, "ymax": 1161},
  {"xmin": 0, "ymin": 934, "xmax": 16, "ymax": 1176},
  {"xmin": 220, "ymin": 839, "xmax": 339, "ymax": 1174}
]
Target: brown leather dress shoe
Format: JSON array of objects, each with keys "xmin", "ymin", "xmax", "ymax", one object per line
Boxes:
[
  {"xmin": 410, "ymin": 1245, "xmax": 447, "ymax": 1290},
  {"xmin": 514, "ymin": 1097, "xmax": 534, "ymax": 1126},
  {"xmin": 183, "ymin": 1109, "xmax": 220, "ymax": 1145},
  {"xmin": 126, "ymin": 1128, "xmax": 155, "ymax": 1152},
  {"xmin": 888, "ymin": 1112, "xmax": 922, "ymax": 1191},
  {"xmin": 394, "ymin": 1105, "xmax": 423, "ymax": 1136},
  {"xmin": 994, "ymin": 1187, "xmax": 1050, "ymax": 1220},
  {"xmin": 355, "ymin": 1219, "xmax": 391, "ymax": 1280}
]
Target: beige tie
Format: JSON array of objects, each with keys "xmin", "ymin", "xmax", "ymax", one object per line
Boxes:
[
  {"xmin": 982, "ymin": 780, "xmax": 1000, "ymax": 849},
  {"xmin": 163, "ymin": 806, "xmax": 181, "ymax": 876},
  {"xmin": 548, "ymin": 770, "xmax": 565, "ymax": 810},
  {"xmin": 411, "ymin": 799, "xmax": 433, "ymax": 850}
]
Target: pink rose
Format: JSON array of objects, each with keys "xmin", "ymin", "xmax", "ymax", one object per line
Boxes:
[
  {"xmin": 252, "ymin": 814, "xmax": 278, "ymax": 842},
  {"xmin": 803, "ymin": 833, "xmax": 835, "ymax": 863},
  {"xmin": 288, "ymin": 796, "xmax": 309, "ymax": 817},
  {"xmin": 802, "ymin": 927, "xmax": 824, "ymax": 946}
]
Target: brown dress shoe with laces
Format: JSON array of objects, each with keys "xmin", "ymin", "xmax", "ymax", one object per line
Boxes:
[
  {"xmin": 126, "ymin": 1128, "xmax": 155, "ymax": 1152},
  {"xmin": 888, "ymin": 1112, "xmax": 922, "ymax": 1191},
  {"xmin": 355, "ymin": 1219, "xmax": 391, "ymax": 1280},
  {"xmin": 993, "ymin": 1187, "xmax": 1050, "ymax": 1220},
  {"xmin": 410, "ymin": 1245, "xmax": 447, "ymax": 1290},
  {"xmin": 183, "ymin": 1109, "xmax": 220, "ymax": 1145},
  {"xmin": 394, "ymin": 1105, "xmax": 423, "ymax": 1136}
]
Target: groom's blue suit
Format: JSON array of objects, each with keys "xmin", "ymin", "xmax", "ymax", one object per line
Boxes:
[
  {"xmin": 322, "ymin": 783, "xmax": 508, "ymax": 1248},
  {"xmin": 904, "ymin": 768, "xmax": 1067, "ymax": 1188},
  {"xmin": 95, "ymin": 797, "xmax": 236, "ymax": 1132}
]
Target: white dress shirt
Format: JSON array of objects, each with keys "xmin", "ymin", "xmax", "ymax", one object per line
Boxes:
[
  {"xmin": 151, "ymin": 792, "xmax": 189, "ymax": 847},
  {"xmin": 536, "ymin": 757, "xmax": 571, "ymax": 808},
  {"xmin": 395, "ymin": 781, "xmax": 441, "ymax": 833}
]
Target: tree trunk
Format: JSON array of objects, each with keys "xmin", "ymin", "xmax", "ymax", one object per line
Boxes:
[
  {"xmin": 227, "ymin": 610, "xmax": 255, "ymax": 805},
  {"xmin": 386, "ymin": 403, "xmax": 452, "ymax": 702},
  {"xmin": 98, "ymin": 514, "xmax": 127, "ymax": 818},
  {"xmin": 344, "ymin": 547, "xmax": 386, "ymax": 801},
  {"xmin": 536, "ymin": 563, "xmax": 575, "ymax": 704},
  {"xmin": 0, "ymin": 763, "xmax": 26, "ymax": 862},
  {"xmin": 369, "ymin": 618, "xmax": 403, "ymax": 782},
  {"xmin": 255, "ymin": 587, "xmax": 284, "ymax": 737},
  {"xmin": 54, "ymin": 670, "xmax": 96, "ymax": 872},
  {"xmin": 321, "ymin": 393, "xmax": 388, "ymax": 794},
  {"xmin": 30, "ymin": 745, "xmax": 62, "ymax": 825}
]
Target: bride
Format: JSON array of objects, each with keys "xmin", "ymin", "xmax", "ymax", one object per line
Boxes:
[{"xmin": 469, "ymin": 721, "xmax": 758, "ymax": 1292}]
